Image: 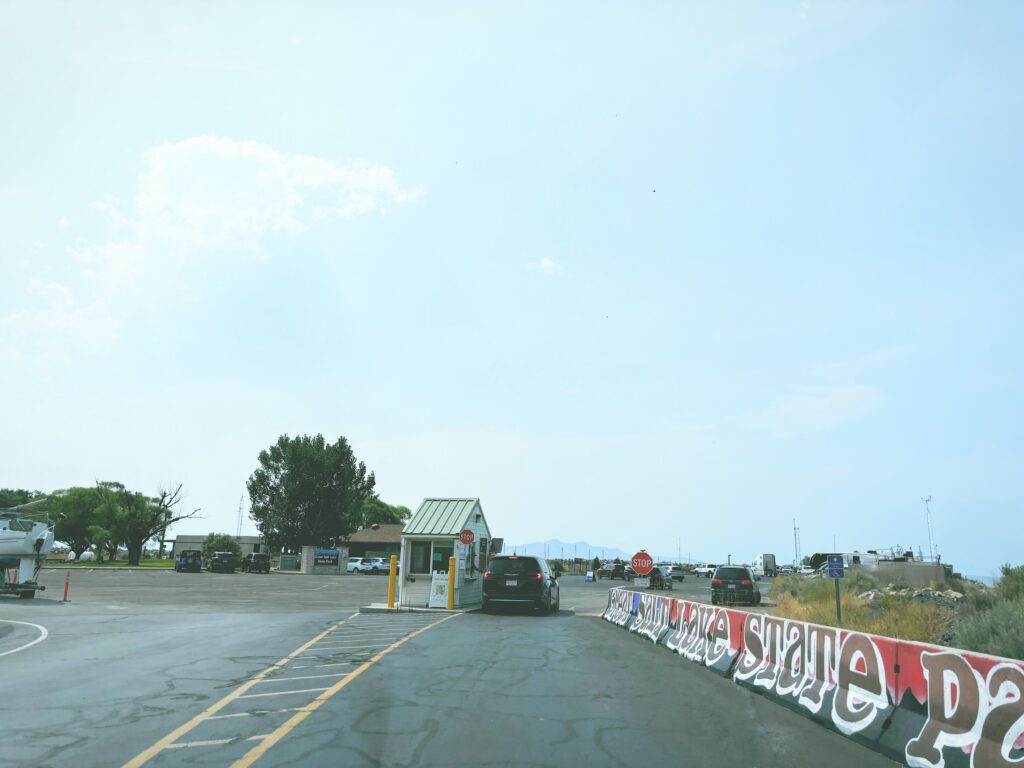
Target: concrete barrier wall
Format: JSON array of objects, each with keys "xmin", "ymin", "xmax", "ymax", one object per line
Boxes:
[{"xmin": 601, "ymin": 587, "xmax": 1024, "ymax": 768}]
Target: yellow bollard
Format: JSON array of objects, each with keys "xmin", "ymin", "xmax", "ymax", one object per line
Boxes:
[
  {"xmin": 387, "ymin": 554, "xmax": 397, "ymax": 608},
  {"xmin": 447, "ymin": 556, "xmax": 456, "ymax": 610}
]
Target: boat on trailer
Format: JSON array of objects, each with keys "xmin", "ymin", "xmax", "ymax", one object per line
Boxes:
[{"xmin": 0, "ymin": 498, "xmax": 60, "ymax": 599}]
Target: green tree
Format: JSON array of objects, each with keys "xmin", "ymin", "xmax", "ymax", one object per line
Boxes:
[
  {"xmin": 0, "ymin": 488, "xmax": 46, "ymax": 509},
  {"xmin": 51, "ymin": 486, "xmax": 104, "ymax": 558},
  {"xmin": 591, "ymin": 556, "xmax": 601, "ymax": 571},
  {"xmin": 202, "ymin": 533, "xmax": 242, "ymax": 562},
  {"xmin": 247, "ymin": 434, "xmax": 376, "ymax": 549},
  {"xmin": 97, "ymin": 482, "xmax": 200, "ymax": 566},
  {"xmin": 360, "ymin": 498, "xmax": 411, "ymax": 528}
]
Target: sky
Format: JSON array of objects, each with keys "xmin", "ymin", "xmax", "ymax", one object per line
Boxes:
[{"xmin": 1, "ymin": 2, "xmax": 1021, "ymax": 579}]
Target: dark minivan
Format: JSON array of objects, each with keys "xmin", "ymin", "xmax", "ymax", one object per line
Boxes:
[
  {"xmin": 174, "ymin": 549, "xmax": 202, "ymax": 573},
  {"xmin": 711, "ymin": 565, "xmax": 761, "ymax": 606},
  {"xmin": 483, "ymin": 555, "xmax": 560, "ymax": 614}
]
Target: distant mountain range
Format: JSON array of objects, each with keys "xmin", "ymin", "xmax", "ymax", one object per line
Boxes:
[{"xmin": 502, "ymin": 539, "xmax": 690, "ymax": 564}]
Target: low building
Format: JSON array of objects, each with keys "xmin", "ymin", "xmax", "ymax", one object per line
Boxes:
[
  {"xmin": 345, "ymin": 524, "xmax": 403, "ymax": 560},
  {"xmin": 169, "ymin": 535, "xmax": 265, "ymax": 558},
  {"xmin": 809, "ymin": 551, "xmax": 949, "ymax": 588},
  {"xmin": 398, "ymin": 498, "xmax": 492, "ymax": 609}
]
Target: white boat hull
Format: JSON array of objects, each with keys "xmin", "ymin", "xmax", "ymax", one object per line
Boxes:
[{"xmin": 0, "ymin": 521, "xmax": 54, "ymax": 575}]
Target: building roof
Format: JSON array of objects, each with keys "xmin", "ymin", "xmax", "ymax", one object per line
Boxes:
[
  {"xmin": 346, "ymin": 524, "xmax": 404, "ymax": 544},
  {"xmin": 403, "ymin": 498, "xmax": 483, "ymax": 536}
]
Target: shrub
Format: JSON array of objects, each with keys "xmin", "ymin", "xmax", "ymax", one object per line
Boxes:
[
  {"xmin": 842, "ymin": 570, "xmax": 879, "ymax": 595},
  {"xmin": 996, "ymin": 564, "xmax": 1024, "ymax": 602},
  {"xmin": 954, "ymin": 596, "xmax": 1024, "ymax": 659}
]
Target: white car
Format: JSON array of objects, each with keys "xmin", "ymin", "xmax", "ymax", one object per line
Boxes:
[
  {"xmin": 355, "ymin": 557, "xmax": 392, "ymax": 574},
  {"xmin": 347, "ymin": 557, "xmax": 367, "ymax": 574}
]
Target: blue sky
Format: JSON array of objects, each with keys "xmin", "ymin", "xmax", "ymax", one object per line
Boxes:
[{"xmin": 2, "ymin": 2, "xmax": 1021, "ymax": 578}]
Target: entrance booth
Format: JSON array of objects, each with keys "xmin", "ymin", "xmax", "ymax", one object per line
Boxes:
[{"xmin": 399, "ymin": 498, "xmax": 492, "ymax": 609}]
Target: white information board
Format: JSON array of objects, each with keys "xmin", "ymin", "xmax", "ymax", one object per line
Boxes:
[{"xmin": 428, "ymin": 571, "xmax": 449, "ymax": 608}]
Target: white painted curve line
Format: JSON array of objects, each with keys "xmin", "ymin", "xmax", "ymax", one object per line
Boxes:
[{"xmin": 0, "ymin": 619, "xmax": 49, "ymax": 658}]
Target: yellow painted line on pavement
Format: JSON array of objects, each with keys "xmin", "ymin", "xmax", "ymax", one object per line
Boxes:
[
  {"xmin": 120, "ymin": 614, "xmax": 358, "ymax": 768},
  {"xmin": 229, "ymin": 613, "xmax": 459, "ymax": 768}
]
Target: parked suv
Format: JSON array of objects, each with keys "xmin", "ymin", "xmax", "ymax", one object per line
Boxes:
[
  {"xmin": 482, "ymin": 555, "xmax": 560, "ymax": 614},
  {"xmin": 711, "ymin": 565, "xmax": 761, "ymax": 606},
  {"xmin": 666, "ymin": 565, "xmax": 685, "ymax": 581},
  {"xmin": 355, "ymin": 557, "xmax": 389, "ymax": 574},
  {"xmin": 208, "ymin": 551, "xmax": 237, "ymax": 573},
  {"xmin": 174, "ymin": 549, "xmax": 202, "ymax": 573},
  {"xmin": 241, "ymin": 553, "xmax": 271, "ymax": 573},
  {"xmin": 596, "ymin": 563, "xmax": 627, "ymax": 580}
]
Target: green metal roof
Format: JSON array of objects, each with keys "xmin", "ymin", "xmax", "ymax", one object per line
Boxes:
[{"xmin": 403, "ymin": 498, "xmax": 481, "ymax": 536}]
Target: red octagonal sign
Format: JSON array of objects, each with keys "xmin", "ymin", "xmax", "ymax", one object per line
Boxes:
[
  {"xmin": 631, "ymin": 550, "xmax": 654, "ymax": 576},
  {"xmin": 460, "ymin": 529, "xmax": 475, "ymax": 545}
]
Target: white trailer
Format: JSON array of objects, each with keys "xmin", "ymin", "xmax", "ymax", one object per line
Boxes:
[{"xmin": 752, "ymin": 553, "xmax": 777, "ymax": 578}]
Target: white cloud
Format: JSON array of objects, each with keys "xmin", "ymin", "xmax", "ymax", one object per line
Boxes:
[
  {"xmin": 57, "ymin": 215, "xmax": 71, "ymax": 230},
  {"xmin": 0, "ymin": 280, "xmax": 118, "ymax": 364},
  {"xmin": 1, "ymin": 136, "xmax": 421, "ymax": 363},
  {"xmin": 757, "ymin": 385, "xmax": 884, "ymax": 433},
  {"xmin": 530, "ymin": 256, "xmax": 566, "ymax": 275},
  {"xmin": 133, "ymin": 135, "xmax": 421, "ymax": 248}
]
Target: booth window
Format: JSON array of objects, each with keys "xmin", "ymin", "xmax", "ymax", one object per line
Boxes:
[
  {"xmin": 411, "ymin": 540, "xmax": 455, "ymax": 574},
  {"xmin": 410, "ymin": 541, "xmax": 431, "ymax": 573},
  {"xmin": 432, "ymin": 541, "xmax": 454, "ymax": 573}
]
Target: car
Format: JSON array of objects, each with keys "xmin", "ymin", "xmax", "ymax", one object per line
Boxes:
[
  {"xmin": 208, "ymin": 551, "xmax": 237, "ymax": 573},
  {"xmin": 666, "ymin": 565, "xmax": 685, "ymax": 581},
  {"xmin": 482, "ymin": 554, "xmax": 560, "ymax": 614},
  {"xmin": 597, "ymin": 563, "xmax": 627, "ymax": 580},
  {"xmin": 799, "ymin": 565, "xmax": 815, "ymax": 575},
  {"xmin": 241, "ymin": 553, "xmax": 271, "ymax": 573},
  {"xmin": 346, "ymin": 557, "xmax": 367, "ymax": 573},
  {"xmin": 711, "ymin": 565, "xmax": 761, "ymax": 606},
  {"xmin": 648, "ymin": 566, "xmax": 674, "ymax": 590},
  {"xmin": 174, "ymin": 549, "xmax": 202, "ymax": 573},
  {"xmin": 778, "ymin": 565, "xmax": 795, "ymax": 576},
  {"xmin": 355, "ymin": 557, "xmax": 390, "ymax": 574}
]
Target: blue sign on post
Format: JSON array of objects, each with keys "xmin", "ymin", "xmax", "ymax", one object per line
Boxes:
[{"xmin": 827, "ymin": 554, "xmax": 845, "ymax": 579}]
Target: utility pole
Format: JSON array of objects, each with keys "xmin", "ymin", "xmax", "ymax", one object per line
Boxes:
[
  {"xmin": 793, "ymin": 519, "xmax": 800, "ymax": 565},
  {"xmin": 235, "ymin": 495, "xmax": 244, "ymax": 539},
  {"xmin": 921, "ymin": 496, "xmax": 935, "ymax": 561}
]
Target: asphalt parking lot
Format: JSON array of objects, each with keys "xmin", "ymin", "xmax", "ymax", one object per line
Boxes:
[{"xmin": 0, "ymin": 570, "xmax": 888, "ymax": 768}]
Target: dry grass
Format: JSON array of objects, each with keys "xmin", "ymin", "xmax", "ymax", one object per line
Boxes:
[{"xmin": 769, "ymin": 575, "xmax": 952, "ymax": 644}]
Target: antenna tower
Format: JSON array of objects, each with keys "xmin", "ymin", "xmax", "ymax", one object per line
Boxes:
[
  {"xmin": 236, "ymin": 495, "xmax": 244, "ymax": 539},
  {"xmin": 921, "ymin": 496, "xmax": 935, "ymax": 561}
]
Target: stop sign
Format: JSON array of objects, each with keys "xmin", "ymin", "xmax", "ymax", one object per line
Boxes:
[
  {"xmin": 460, "ymin": 529, "xmax": 475, "ymax": 545},
  {"xmin": 631, "ymin": 550, "xmax": 654, "ymax": 576}
]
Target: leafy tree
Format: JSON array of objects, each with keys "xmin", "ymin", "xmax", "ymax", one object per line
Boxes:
[
  {"xmin": 591, "ymin": 556, "xmax": 601, "ymax": 571},
  {"xmin": 247, "ymin": 434, "xmax": 376, "ymax": 549},
  {"xmin": 202, "ymin": 533, "xmax": 242, "ymax": 562},
  {"xmin": 360, "ymin": 498, "xmax": 411, "ymax": 528},
  {"xmin": 0, "ymin": 488, "xmax": 46, "ymax": 509},
  {"xmin": 52, "ymin": 487, "xmax": 104, "ymax": 558},
  {"xmin": 97, "ymin": 482, "xmax": 200, "ymax": 566}
]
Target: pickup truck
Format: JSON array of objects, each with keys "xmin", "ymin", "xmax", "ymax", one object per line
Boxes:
[{"xmin": 693, "ymin": 563, "xmax": 717, "ymax": 578}]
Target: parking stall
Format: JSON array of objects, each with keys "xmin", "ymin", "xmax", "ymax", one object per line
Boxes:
[{"xmin": 130, "ymin": 612, "xmax": 457, "ymax": 768}]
